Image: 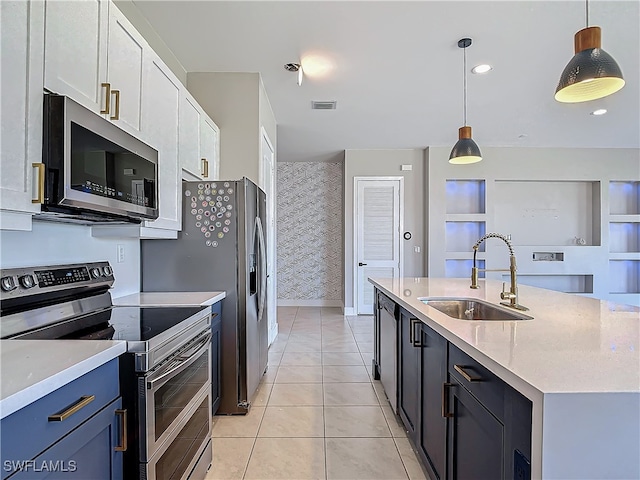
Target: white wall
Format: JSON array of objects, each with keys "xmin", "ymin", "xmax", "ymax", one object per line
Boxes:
[
  {"xmin": 277, "ymin": 162, "xmax": 343, "ymax": 306},
  {"xmin": 344, "ymin": 149, "xmax": 426, "ymax": 311},
  {"xmin": 0, "ymin": 221, "xmax": 140, "ymax": 298}
]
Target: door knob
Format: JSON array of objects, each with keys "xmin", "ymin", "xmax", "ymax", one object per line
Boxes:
[{"xmin": 358, "ymin": 262, "xmax": 367, "ymax": 266}]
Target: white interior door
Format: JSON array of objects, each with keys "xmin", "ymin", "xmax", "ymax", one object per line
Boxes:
[
  {"xmin": 355, "ymin": 177, "xmax": 403, "ymax": 314},
  {"xmin": 260, "ymin": 128, "xmax": 277, "ymax": 343}
]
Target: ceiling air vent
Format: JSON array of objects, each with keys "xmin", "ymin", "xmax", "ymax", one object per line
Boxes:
[{"xmin": 311, "ymin": 101, "xmax": 337, "ymax": 110}]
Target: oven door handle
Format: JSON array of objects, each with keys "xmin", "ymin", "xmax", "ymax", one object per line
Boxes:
[{"xmin": 147, "ymin": 332, "xmax": 212, "ymax": 390}]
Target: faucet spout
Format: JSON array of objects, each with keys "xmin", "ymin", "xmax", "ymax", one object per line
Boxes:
[{"xmin": 470, "ymin": 233, "xmax": 528, "ymax": 311}]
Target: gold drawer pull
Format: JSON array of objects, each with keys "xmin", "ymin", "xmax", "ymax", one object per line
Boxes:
[
  {"xmin": 100, "ymin": 83, "xmax": 111, "ymax": 114},
  {"xmin": 115, "ymin": 409, "xmax": 127, "ymax": 452},
  {"xmin": 110, "ymin": 90, "xmax": 120, "ymax": 120},
  {"xmin": 201, "ymin": 158, "xmax": 209, "ymax": 178},
  {"xmin": 31, "ymin": 163, "xmax": 45, "ymax": 204},
  {"xmin": 454, "ymin": 364, "xmax": 482, "ymax": 382},
  {"xmin": 48, "ymin": 395, "xmax": 95, "ymax": 422}
]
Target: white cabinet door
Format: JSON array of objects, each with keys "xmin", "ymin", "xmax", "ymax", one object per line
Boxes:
[
  {"xmin": 1, "ymin": 0, "xmax": 44, "ymax": 229},
  {"xmin": 105, "ymin": 4, "xmax": 145, "ymax": 136},
  {"xmin": 142, "ymin": 54, "xmax": 181, "ymax": 232},
  {"xmin": 43, "ymin": 0, "xmax": 109, "ymax": 114},
  {"xmin": 200, "ymin": 116, "xmax": 220, "ymax": 180},
  {"xmin": 179, "ymin": 93, "xmax": 202, "ymax": 179}
]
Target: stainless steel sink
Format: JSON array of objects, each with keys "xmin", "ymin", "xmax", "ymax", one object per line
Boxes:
[{"xmin": 418, "ymin": 297, "xmax": 533, "ymax": 321}]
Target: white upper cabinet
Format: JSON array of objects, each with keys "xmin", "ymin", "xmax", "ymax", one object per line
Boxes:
[
  {"xmin": 43, "ymin": 0, "xmax": 109, "ymax": 114},
  {"xmin": 200, "ymin": 116, "xmax": 220, "ymax": 181},
  {"xmin": 141, "ymin": 54, "xmax": 181, "ymax": 232},
  {"xmin": 44, "ymin": 0, "xmax": 145, "ymax": 137},
  {"xmin": 0, "ymin": 0, "xmax": 45, "ymax": 229},
  {"xmin": 179, "ymin": 92, "xmax": 202, "ymax": 179},
  {"xmin": 179, "ymin": 90, "xmax": 220, "ymax": 181},
  {"xmin": 105, "ymin": 5, "xmax": 145, "ymax": 136}
]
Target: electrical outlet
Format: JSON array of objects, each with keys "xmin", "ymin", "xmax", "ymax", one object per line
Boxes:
[{"xmin": 117, "ymin": 244, "xmax": 125, "ymax": 263}]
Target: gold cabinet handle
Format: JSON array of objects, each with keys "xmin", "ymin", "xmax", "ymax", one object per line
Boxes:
[
  {"xmin": 115, "ymin": 409, "xmax": 127, "ymax": 452},
  {"xmin": 100, "ymin": 83, "xmax": 111, "ymax": 114},
  {"xmin": 48, "ymin": 395, "xmax": 95, "ymax": 422},
  {"xmin": 442, "ymin": 382, "xmax": 454, "ymax": 418},
  {"xmin": 454, "ymin": 364, "xmax": 482, "ymax": 382},
  {"xmin": 201, "ymin": 158, "xmax": 209, "ymax": 178},
  {"xmin": 110, "ymin": 90, "xmax": 120, "ymax": 120},
  {"xmin": 31, "ymin": 163, "xmax": 45, "ymax": 204}
]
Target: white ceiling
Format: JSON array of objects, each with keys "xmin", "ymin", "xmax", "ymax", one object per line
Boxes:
[{"xmin": 132, "ymin": 1, "xmax": 640, "ymax": 163}]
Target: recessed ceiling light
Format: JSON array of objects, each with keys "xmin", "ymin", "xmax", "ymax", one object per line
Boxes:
[
  {"xmin": 471, "ymin": 64, "xmax": 492, "ymax": 74},
  {"xmin": 590, "ymin": 108, "xmax": 607, "ymax": 116}
]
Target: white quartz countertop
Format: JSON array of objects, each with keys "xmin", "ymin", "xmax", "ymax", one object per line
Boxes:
[
  {"xmin": 0, "ymin": 340, "xmax": 126, "ymax": 419},
  {"xmin": 112, "ymin": 291, "xmax": 226, "ymax": 307},
  {"xmin": 370, "ymin": 277, "xmax": 639, "ymax": 397}
]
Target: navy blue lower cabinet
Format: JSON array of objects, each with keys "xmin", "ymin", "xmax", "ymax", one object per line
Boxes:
[
  {"xmin": 418, "ymin": 324, "xmax": 448, "ymax": 480},
  {"xmin": 1, "ymin": 359, "xmax": 124, "ymax": 480},
  {"xmin": 211, "ymin": 301, "xmax": 222, "ymax": 415},
  {"xmin": 398, "ymin": 307, "xmax": 420, "ymax": 441},
  {"xmin": 7, "ymin": 398, "xmax": 124, "ymax": 480}
]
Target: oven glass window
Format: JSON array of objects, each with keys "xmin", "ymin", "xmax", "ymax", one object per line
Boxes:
[
  {"xmin": 154, "ymin": 351, "xmax": 209, "ymax": 441},
  {"xmin": 155, "ymin": 397, "xmax": 209, "ymax": 480}
]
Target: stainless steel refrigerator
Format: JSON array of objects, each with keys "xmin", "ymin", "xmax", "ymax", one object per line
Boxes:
[{"xmin": 141, "ymin": 178, "xmax": 268, "ymax": 415}]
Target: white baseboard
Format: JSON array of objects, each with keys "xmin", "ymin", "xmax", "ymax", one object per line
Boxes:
[
  {"xmin": 277, "ymin": 299, "xmax": 343, "ymax": 307},
  {"xmin": 343, "ymin": 307, "xmax": 356, "ymax": 315}
]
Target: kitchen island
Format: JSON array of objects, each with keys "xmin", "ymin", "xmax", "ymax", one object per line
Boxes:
[{"xmin": 370, "ymin": 277, "xmax": 639, "ymax": 480}]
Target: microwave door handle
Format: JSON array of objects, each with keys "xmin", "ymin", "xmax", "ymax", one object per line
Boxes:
[{"xmin": 146, "ymin": 332, "xmax": 212, "ymax": 390}]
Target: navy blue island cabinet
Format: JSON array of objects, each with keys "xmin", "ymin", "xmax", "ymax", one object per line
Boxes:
[{"xmin": 1, "ymin": 359, "xmax": 125, "ymax": 480}]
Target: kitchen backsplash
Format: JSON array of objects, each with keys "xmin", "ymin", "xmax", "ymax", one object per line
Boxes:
[
  {"xmin": 0, "ymin": 221, "xmax": 140, "ymax": 297},
  {"xmin": 277, "ymin": 162, "xmax": 343, "ymax": 304}
]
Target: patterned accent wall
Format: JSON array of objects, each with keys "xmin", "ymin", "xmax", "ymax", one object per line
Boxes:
[{"xmin": 277, "ymin": 162, "xmax": 343, "ymax": 301}]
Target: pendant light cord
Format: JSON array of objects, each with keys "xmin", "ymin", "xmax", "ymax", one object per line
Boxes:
[
  {"xmin": 586, "ymin": 0, "xmax": 589, "ymax": 27},
  {"xmin": 463, "ymin": 43, "xmax": 467, "ymax": 126}
]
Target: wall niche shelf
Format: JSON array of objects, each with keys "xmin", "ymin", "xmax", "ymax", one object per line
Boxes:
[
  {"xmin": 445, "ymin": 221, "xmax": 486, "ymax": 253},
  {"xmin": 446, "ymin": 180, "xmax": 485, "ymax": 214},
  {"xmin": 446, "ymin": 259, "xmax": 485, "ymax": 279},
  {"xmin": 502, "ymin": 274, "xmax": 594, "ymax": 294},
  {"xmin": 610, "ymin": 181, "xmax": 640, "ymax": 215},
  {"xmin": 609, "ymin": 260, "xmax": 640, "ymax": 294},
  {"xmin": 609, "ymin": 222, "xmax": 640, "ymax": 253}
]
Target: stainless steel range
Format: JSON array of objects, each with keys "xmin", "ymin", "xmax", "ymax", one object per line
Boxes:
[{"xmin": 0, "ymin": 262, "xmax": 213, "ymax": 480}]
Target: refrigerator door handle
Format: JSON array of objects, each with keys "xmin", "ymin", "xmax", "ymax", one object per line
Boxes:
[{"xmin": 256, "ymin": 216, "xmax": 267, "ymax": 323}]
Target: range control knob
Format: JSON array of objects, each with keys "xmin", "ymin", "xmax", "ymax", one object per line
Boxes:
[
  {"xmin": 19, "ymin": 274, "xmax": 36, "ymax": 289},
  {"xmin": 90, "ymin": 267, "xmax": 102, "ymax": 279},
  {"xmin": 103, "ymin": 266, "xmax": 113, "ymax": 277},
  {"xmin": 1, "ymin": 276, "xmax": 17, "ymax": 292}
]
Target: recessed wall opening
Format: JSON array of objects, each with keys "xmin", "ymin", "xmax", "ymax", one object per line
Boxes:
[{"xmin": 502, "ymin": 274, "xmax": 594, "ymax": 294}]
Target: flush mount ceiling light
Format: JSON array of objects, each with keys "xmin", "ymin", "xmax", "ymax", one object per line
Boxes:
[
  {"xmin": 471, "ymin": 64, "xmax": 492, "ymax": 74},
  {"xmin": 449, "ymin": 38, "xmax": 482, "ymax": 165},
  {"xmin": 555, "ymin": 0, "xmax": 625, "ymax": 103},
  {"xmin": 591, "ymin": 108, "xmax": 608, "ymax": 115},
  {"xmin": 284, "ymin": 62, "xmax": 303, "ymax": 86}
]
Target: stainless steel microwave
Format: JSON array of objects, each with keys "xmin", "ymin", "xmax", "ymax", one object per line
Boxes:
[{"xmin": 40, "ymin": 94, "xmax": 159, "ymax": 223}]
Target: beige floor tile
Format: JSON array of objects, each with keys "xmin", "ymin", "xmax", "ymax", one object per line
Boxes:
[
  {"xmin": 267, "ymin": 350, "xmax": 283, "ymax": 366},
  {"xmin": 280, "ymin": 351, "xmax": 323, "ymax": 366},
  {"xmin": 322, "ymin": 330, "xmax": 355, "ymax": 342},
  {"xmin": 296, "ymin": 307, "xmax": 323, "ymax": 319},
  {"xmin": 244, "ymin": 438, "xmax": 325, "ymax": 479},
  {"xmin": 252, "ymin": 382, "xmax": 273, "ymax": 407},
  {"xmin": 322, "ymin": 338, "xmax": 360, "ymax": 352},
  {"xmin": 268, "ymin": 338, "xmax": 288, "ymax": 353},
  {"xmin": 350, "ymin": 324, "xmax": 374, "ymax": 334},
  {"xmin": 382, "ymin": 405, "xmax": 410, "ymax": 438},
  {"xmin": 322, "ymin": 352, "xmax": 364, "ymax": 365},
  {"xmin": 275, "ymin": 365, "xmax": 323, "ymax": 383},
  {"xmin": 323, "ymin": 365, "xmax": 371, "ymax": 383},
  {"xmin": 325, "ymin": 437, "xmax": 408, "ymax": 479},
  {"xmin": 288, "ymin": 333, "xmax": 322, "ymax": 343},
  {"xmin": 289, "ymin": 325, "xmax": 322, "ymax": 335},
  {"xmin": 262, "ymin": 366, "xmax": 278, "ymax": 383},
  {"xmin": 268, "ymin": 383, "xmax": 324, "ymax": 406},
  {"xmin": 395, "ymin": 437, "xmax": 428, "ymax": 480},
  {"xmin": 360, "ymin": 352, "xmax": 374, "ymax": 367},
  {"xmin": 324, "ymin": 406, "xmax": 391, "ymax": 437},
  {"xmin": 354, "ymin": 332, "xmax": 373, "ymax": 343},
  {"xmin": 205, "ymin": 437, "xmax": 254, "ymax": 479},
  {"xmin": 212, "ymin": 407, "xmax": 265, "ymax": 437},
  {"xmin": 284, "ymin": 342, "xmax": 323, "ymax": 353},
  {"xmin": 321, "ymin": 307, "xmax": 343, "ymax": 316},
  {"xmin": 258, "ymin": 406, "xmax": 324, "ymax": 437},
  {"xmin": 357, "ymin": 341, "xmax": 374, "ymax": 353},
  {"xmin": 323, "ymin": 383, "xmax": 379, "ymax": 405}
]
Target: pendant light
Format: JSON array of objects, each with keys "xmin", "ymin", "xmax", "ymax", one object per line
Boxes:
[
  {"xmin": 555, "ymin": 0, "xmax": 624, "ymax": 103},
  {"xmin": 449, "ymin": 38, "xmax": 482, "ymax": 165}
]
